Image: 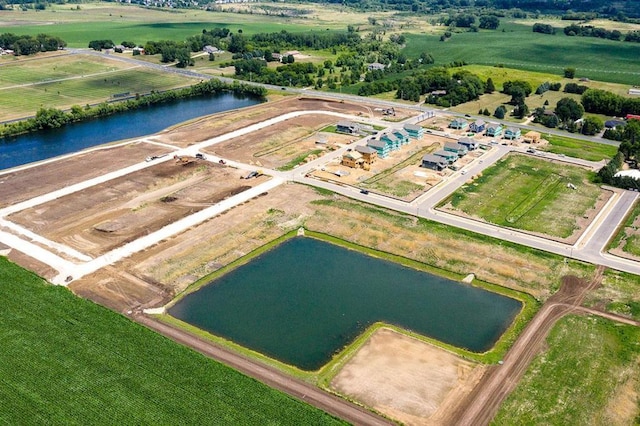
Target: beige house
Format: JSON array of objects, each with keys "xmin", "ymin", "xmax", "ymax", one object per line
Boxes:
[
  {"xmin": 355, "ymin": 145, "xmax": 377, "ymax": 165},
  {"xmin": 523, "ymin": 131, "xmax": 541, "ymax": 144},
  {"xmin": 342, "ymin": 151, "xmax": 364, "ymax": 168}
]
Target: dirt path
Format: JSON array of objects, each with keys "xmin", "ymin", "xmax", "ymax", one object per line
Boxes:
[
  {"xmin": 444, "ymin": 266, "xmax": 605, "ymax": 425},
  {"xmin": 133, "ymin": 314, "xmax": 395, "ymax": 426}
]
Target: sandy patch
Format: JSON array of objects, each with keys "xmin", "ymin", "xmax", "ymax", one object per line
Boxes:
[{"xmin": 331, "ymin": 328, "xmax": 484, "ymax": 425}]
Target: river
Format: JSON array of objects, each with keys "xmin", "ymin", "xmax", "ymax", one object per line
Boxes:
[{"xmin": 0, "ymin": 93, "xmax": 260, "ymax": 171}]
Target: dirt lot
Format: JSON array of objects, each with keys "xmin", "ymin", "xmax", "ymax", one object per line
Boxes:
[
  {"xmin": 0, "ymin": 142, "xmax": 173, "ymax": 208},
  {"xmin": 331, "ymin": 328, "xmax": 484, "ymax": 425},
  {"xmin": 9, "ymin": 159, "xmax": 264, "ymax": 258},
  {"xmin": 155, "ymin": 96, "xmax": 417, "ymax": 148},
  {"xmin": 204, "ymin": 113, "xmax": 353, "ymax": 169}
]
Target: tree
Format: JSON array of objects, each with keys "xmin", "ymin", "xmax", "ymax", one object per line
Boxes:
[
  {"xmin": 485, "ymin": 78, "xmax": 495, "ymax": 94},
  {"xmin": 483, "ymin": 108, "xmax": 491, "ymax": 116},
  {"xmin": 581, "ymin": 116, "xmax": 604, "ymax": 135},
  {"xmin": 479, "ymin": 16, "xmax": 500, "ymax": 30},
  {"xmin": 513, "ymin": 102, "xmax": 529, "ymax": 119},
  {"xmin": 564, "ymin": 67, "xmax": 576, "ymax": 78},
  {"xmin": 175, "ymin": 48, "xmax": 193, "ymax": 68},
  {"xmin": 556, "ymin": 97, "xmax": 584, "ymax": 127},
  {"xmin": 494, "ymin": 105, "xmax": 506, "ymax": 119}
]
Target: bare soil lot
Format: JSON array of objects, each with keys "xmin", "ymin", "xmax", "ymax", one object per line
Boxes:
[
  {"xmin": 0, "ymin": 142, "xmax": 172, "ymax": 208},
  {"xmin": 205, "ymin": 113, "xmax": 349, "ymax": 169},
  {"xmin": 331, "ymin": 328, "xmax": 484, "ymax": 426},
  {"xmin": 9, "ymin": 159, "xmax": 263, "ymax": 257}
]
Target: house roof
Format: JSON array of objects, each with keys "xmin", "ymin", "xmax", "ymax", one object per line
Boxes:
[
  {"xmin": 343, "ymin": 151, "xmax": 363, "ymax": 160},
  {"xmin": 355, "ymin": 145, "xmax": 376, "ymax": 154},
  {"xmin": 506, "ymin": 127, "xmax": 520, "ymax": 133},
  {"xmin": 524, "ymin": 131, "xmax": 541, "ymax": 138},
  {"xmin": 445, "ymin": 142, "xmax": 465, "ymax": 150},
  {"xmin": 487, "ymin": 122, "xmax": 502, "ymax": 129},
  {"xmin": 367, "ymin": 139, "xmax": 387, "ymax": 149},
  {"xmin": 403, "ymin": 123, "xmax": 423, "ymax": 132},
  {"xmin": 458, "ymin": 137, "xmax": 477, "ymax": 145},
  {"xmin": 393, "ymin": 129, "xmax": 410, "ymax": 138},
  {"xmin": 451, "ymin": 118, "xmax": 468, "ymax": 124},
  {"xmin": 381, "ymin": 133, "xmax": 399, "ymax": 142},
  {"xmin": 337, "ymin": 121, "xmax": 357, "ymax": 128},
  {"xmin": 472, "ymin": 119, "xmax": 486, "ymax": 126},
  {"xmin": 605, "ymin": 120, "xmax": 625, "ymax": 128},
  {"xmin": 434, "ymin": 149, "xmax": 456, "ymax": 157},
  {"xmin": 422, "ymin": 154, "xmax": 447, "ymax": 163}
]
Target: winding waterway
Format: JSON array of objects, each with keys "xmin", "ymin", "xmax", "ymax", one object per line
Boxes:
[
  {"xmin": 170, "ymin": 237, "xmax": 522, "ymax": 371},
  {"xmin": 0, "ymin": 93, "xmax": 260, "ymax": 170}
]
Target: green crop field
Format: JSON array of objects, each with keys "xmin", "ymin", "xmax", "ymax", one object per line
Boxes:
[
  {"xmin": 402, "ymin": 22, "xmax": 640, "ymax": 86},
  {"xmin": 539, "ymin": 133, "xmax": 618, "ymax": 162},
  {"xmin": 0, "ymin": 66, "xmax": 197, "ymax": 121},
  {"xmin": 0, "ymin": 257, "xmax": 344, "ymax": 425},
  {"xmin": 0, "ymin": 3, "xmax": 345, "ymax": 48},
  {"xmin": 443, "ymin": 154, "xmax": 603, "ymax": 238},
  {"xmin": 493, "ymin": 315, "xmax": 640, "ymax": 425},
  {"xmin": 0, "ymin": 55, "xmax": 131, "ymax": 88}
]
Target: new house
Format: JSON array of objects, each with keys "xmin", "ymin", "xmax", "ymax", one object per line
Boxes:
[
  {"xmin": 341, "ymin": 151, "xmax": 364, "ymax": 168},
  {"xmin": 367, "ymin": 138, "xmax": 390, "ymax": 158},
  {"xmin": 469, "ymin": 119, "xmax": 486, "ymax": 133},
  {"xmin": 403, "ymin": 123, "xmax": 425, "ymax": 139},
  {"xmin": 458, "ymin": 137, "xmax": 479, "ymax": 150},
  {"xmin": 485, "ymin": 122, "xmax": 503, "ymax": 137},
  {"xmin": 523, "ymin": 131, "xmax": 541, "ymax": 143},
  {"xmin": 444, "ymin": 142, "xmax": 468, "ymax": 157},
  {"xmin": 337, "ymin": 121, "xmax": 361, "ymax": 135},
  {"xmin": 433, "ymin": 149, "xmax": 458, "ymax": 164},
  {"xmin": 355, "ymin": 145, "xmax": 378, "ymax": 164},
  {"xmin": 421, "ymin": 154, "xmax": 448, "ymax": 171},
  {"xmin": 504, "ymin": 127, "xmax": 521, "ymax": 140},
  {"xmin": 449, "ymin": 118, "xmax": 468, "ymax": 130}
]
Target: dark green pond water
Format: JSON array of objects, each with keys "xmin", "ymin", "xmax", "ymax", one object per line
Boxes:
[{"xmin": 169, "ymin": 237, "xmax": 522, "ymax": 371}]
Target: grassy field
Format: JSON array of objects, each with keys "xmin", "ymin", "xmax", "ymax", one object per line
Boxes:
[
  {"xmin": 0, "ymin": 3, "xmax": 360, "ymax": 47},
  {"xmin": 538, "ymin": 133, "xmax": 618, "ymax": 162},
  {"xmin": 0, "ymin": 61, "xmax": 197, "ymax": 120},
  {"xmin": 402, "ymin": 22, "xmax": 640, "ymax": 86},
  {"xmin": 585, "ymin": 269, "xmax": 640, "ymax": 322},
  {"xmin": 0, "ymin": 256, "xmax": 344, "ymax": 425},
  {"xmin": 443, "ymin": 154, "xmax": 603, "ymax": 238},
  {"xmin": 493, "ymin": 315, "xmax": 640, "ymax": 425},
  {"xmin": 608, "ymin": 199, "xmax": 640, "ymax": 258}
]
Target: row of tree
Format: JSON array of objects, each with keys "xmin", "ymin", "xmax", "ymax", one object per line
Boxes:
[
  {"xmin": 0, "ymin": 32, "xmax": 66, "ymax": 55},
  {"xmin": 0, "ymin": 80, "xmax": 266, "ymax": 139},
  {"xmin": 581, "ymin": 89, "xmax": 640, "ymax": 116}
]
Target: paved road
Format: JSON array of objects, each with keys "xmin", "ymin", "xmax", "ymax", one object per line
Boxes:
[{"xmin": 134, "ymin": 314, "xmax": 395, "ymax": 426}]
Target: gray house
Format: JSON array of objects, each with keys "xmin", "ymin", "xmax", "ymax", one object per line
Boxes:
[{"xmin": 421, "ymin": 154, "xmax": 448, "ymax": 170}]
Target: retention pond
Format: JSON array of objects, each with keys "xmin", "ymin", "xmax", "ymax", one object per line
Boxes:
[{"xmin": 169, "ymin": 237, "xmax": 522, "ymax": 371}]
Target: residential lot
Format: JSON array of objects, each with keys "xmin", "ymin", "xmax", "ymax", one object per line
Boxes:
[{"xmin": 439, "ymin": 153, "xmax": 611, "ymax": 243}]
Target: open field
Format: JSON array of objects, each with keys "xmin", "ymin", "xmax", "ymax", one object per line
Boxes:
[
  {"xmin": 539, "ymin": 133, "xmax": 617, "ymax": 162},
  {"xmin": 492, "ymin": 315, "xmax": 640, "ymax": 425},
  {"xmin": 402, "ymin": 23, "xmax": 640, "ymax": 86},
  {"xmin": 0, "ymin": 2, "xmax": 370, "ymax": 47},
  {"xmin": 9, "ymin": 158, "xmax": 263, "ymax": 257},
  {"xmin": 330, "ymin": 328, "xmax": 485, "ymax": 425},
  {"xmin": 0, "ymin": 257, "xmax": 345, "ymax": 425},
  {"xmin": 584, "ymin": 269, "xmax": 640, "ymax": 322},
  {"xmin": 0, "ymin": 56, "xmax": 198, "ymax": 121},
  {"xmin": 440, "ymin": 153, "xmax": 608, "ymax": 241}
]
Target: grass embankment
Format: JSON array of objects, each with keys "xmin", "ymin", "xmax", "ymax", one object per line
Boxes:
[
  {"xmin": 608, "ymin": 199, "xmax": 640, "ymax": 257},
  {"xmin": 442, "ymin": 154, "xmax": 603, "ymax": 238},
  {"xmin": 540, "ymin": 133, "xmax": 617, "ymax": 162},
  {"xmin": 0, "ymin": 256, "xmax": 344, "ymax": 425},
  {"xmin": 493, "ymin": 315, "xmax": 640, "ymax": 425},
  {"xmin": 305, "ymin": 194, "xmax": 594, "ymax": 298}
]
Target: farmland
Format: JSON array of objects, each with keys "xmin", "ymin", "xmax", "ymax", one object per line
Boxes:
[
  {"xmin": 0, "ymin": 55, "xmax": 198, "ymax": 121},
  {"xmin": 492, "ymin": 315, "xmax": 640, "ymax": 426},
  {"xmin": 441, "ymin": 154, "xmax": 606, "ymax": 240},
  {"xmin": 0, "ymin": 257, "xmax": 345, "ymax": 425}
]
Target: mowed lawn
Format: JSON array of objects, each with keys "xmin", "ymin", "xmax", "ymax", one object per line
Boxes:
[
  {"xmin": 492, "ymin": 315, "xmax": 640, "ymax": 425},
  {"xmin": 540, "ymin": 134, "xmax": 618, "ymax": 162},
  {"xmin": 445, "ymin": 154, "xmax": 603, "ymax": 238},
  {"xmin": 0, "ymin": 257, "xmax": 344, "ymax": 425},
  {"xmin": 0, "ymin": 64, "xmax": 198, "ymax": 121}
]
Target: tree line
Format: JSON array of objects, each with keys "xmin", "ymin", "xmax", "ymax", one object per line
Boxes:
[
  {"xmin": 0, "ymin": 32, "xmax": 66, "ymax": 55},
  {"xmin": 0, "ymin": 80, "xmax": 266, "ymax": 139}
]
